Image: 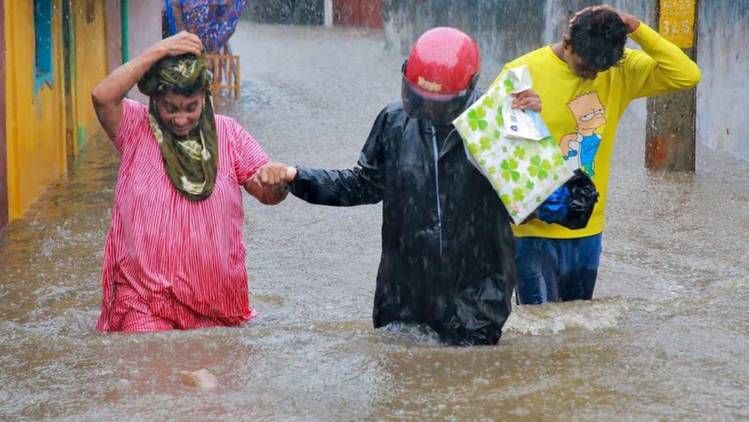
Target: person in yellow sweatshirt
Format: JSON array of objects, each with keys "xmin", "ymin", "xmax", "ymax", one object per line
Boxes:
[{"xmin": 496, "ymin": 5, "xmax": 701, "ymax": 304}]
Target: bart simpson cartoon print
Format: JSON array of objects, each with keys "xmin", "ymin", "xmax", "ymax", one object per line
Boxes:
[{"xmin": 559, "ymin": 92, "xmax": 606, "ymax": 177}]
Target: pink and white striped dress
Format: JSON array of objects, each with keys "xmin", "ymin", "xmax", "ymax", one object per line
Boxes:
[{"xmin": 96, "ymin": 99, "xmax": 269, "ymax": 332}]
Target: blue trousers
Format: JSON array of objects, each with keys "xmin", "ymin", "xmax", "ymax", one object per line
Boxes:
[{"xmin": 514, "ymin": 234, "xmax": 603, "ymax": 304}]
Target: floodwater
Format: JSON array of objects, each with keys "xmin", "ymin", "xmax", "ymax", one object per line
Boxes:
[{"xmin": 1, "ymin": 23, "xmax": 747, "ymax": 420}]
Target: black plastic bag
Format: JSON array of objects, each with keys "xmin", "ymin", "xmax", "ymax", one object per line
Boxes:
[{"xmin": 535, "ymin": 169, "xmax": 599, "ymax": 229}]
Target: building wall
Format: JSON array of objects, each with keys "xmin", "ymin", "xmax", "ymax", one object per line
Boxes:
[
  {"xmin": 245, "ymin": 0, "xmax": 380, "ymax": 27},
  {"xmin": 4, "ymin": 0, "xmax": 67, "ymax": 221},
  {"xmin": 3, "ymin": 0, "xmax": 110, "ymax": 222},
  {"xmin": 245, "ymin": 0, "xmax": 324, "ymax": 25},
  {"xmin": 70, "ymin": 0, "xmax": 110, "ymax": 155},
  {"xmin": 333, "ymin": 0, "xmax": 383, "ymax": 28},
  {"xmin": 126, "ymin": 0, "xmax": 162, "ymax": 103},
  {"xmin": 0, "ymin": 0, "xmax": 7, "ymax": 230},
  {"xmin": 105, "ymin": 0, "xmax": 123, "ymax": 73},
  {"xmin": 695, "ymin": 2, "xmax": 749, "ymax": 162}
]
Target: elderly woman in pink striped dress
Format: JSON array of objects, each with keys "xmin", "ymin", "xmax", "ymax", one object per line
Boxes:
[{"xmin": 91, "ymin": 32, "xmax": 289, "ymax": 332}]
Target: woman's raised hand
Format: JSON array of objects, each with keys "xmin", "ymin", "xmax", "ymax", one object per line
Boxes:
[{"xmin": 153, "ymin": 31, "xmax": 204, "ymax": 57}]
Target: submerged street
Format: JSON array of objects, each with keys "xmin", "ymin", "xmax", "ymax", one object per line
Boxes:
[{"xmin": 0, "ymin": 22, "xmax": 747, "ymax": 420}]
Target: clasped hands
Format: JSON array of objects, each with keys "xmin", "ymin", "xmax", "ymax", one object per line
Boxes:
[{"xmin": 251, "ymin": 162, "xmax": 297, "ymax": 190}]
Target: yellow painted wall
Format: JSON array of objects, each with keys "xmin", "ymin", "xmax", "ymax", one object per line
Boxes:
[
  {"xmin": 70, "ymin": 0, "xmax": 108, "ymax": 154},
  {"xmin": 3, "ymin": 0, "xmax": 109, "ymax": 221},
  {"xmin": 4, "ymin": 0, "xmax": 66, "ymax": 220}
]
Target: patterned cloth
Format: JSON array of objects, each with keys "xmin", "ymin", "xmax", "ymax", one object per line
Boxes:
[
  {"xmin": 164, "ymin": 0, "xmax": 247, "ymax": 53},
  {"xmin": 453, "ymin": 66, "xmax": 574, "ymax": 225},
  {"xmin": 96, "ymin": 99, "xmax": 268, "ymax": 332},
  {"xmin": 138, "ymin": 54, "xmax": 218, "ymax": 201}
]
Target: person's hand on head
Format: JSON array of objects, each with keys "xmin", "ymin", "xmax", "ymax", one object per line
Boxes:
[
  {"xmin": 569, "ymin": 4, "xmax": 639, "ymax": 33},
  {"xmin": 155, "ymin": 31, "xmax": 204, "ymax": 57}
]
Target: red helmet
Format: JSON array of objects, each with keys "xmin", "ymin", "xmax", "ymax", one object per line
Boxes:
[{"xmin": 402, "ymin": 27, "xmax": 481, "ymax": 125}]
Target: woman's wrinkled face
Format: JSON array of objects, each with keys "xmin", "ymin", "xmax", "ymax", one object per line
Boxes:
[{"xmin": 155, "ymin": 90, "xmax": 204, "ymax": 136}]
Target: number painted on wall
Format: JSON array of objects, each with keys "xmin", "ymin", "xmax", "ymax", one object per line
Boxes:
[{"xmin": 659, "ymin": 0, "xmax": 696, "ymax": 48}]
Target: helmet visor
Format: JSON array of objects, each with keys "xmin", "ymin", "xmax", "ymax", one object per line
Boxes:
[{"xmin": 401, "ymin": 74, "xmax": 474, "ymax": 126}]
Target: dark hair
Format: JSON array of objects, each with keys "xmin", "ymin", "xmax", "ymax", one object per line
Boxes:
[{"xmin": 568, "ymin": 9, "xmax": 628, "ymax": 71}]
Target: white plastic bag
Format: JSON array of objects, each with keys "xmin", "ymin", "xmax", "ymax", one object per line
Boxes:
[{"xmin": 501, "ymin": 66, "xmax": 547, "ymax": 141}]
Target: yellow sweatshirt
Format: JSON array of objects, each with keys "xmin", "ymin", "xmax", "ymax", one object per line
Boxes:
[{"xmin": 494, "ymin": 23, "xmax": 701, "ymax": 239}]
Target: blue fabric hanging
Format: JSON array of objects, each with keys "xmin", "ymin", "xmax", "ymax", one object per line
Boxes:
[{"xmin": 163, "ymin": 0, "xmax": 247, "ymax": 52}]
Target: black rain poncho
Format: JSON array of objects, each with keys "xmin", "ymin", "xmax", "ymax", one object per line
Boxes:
[{"xmin": 290, "ymin": 93, "xmax": 517, "ymax": 346}]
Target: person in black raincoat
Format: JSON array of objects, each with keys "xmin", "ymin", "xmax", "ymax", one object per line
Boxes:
[{"xmin": 258, "ymin": 28, "xmax": 541, "ymax": 345}]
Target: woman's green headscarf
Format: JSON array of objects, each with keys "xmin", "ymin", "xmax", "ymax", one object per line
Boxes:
[{"xmin": 138, "ymin": 54, "xmax": 217, "ymax": 201}]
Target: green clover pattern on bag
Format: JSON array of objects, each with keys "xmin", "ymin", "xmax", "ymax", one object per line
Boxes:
[{"xmin": 453, "ymin": 66, "xmax": 574, "ymax": 224}]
